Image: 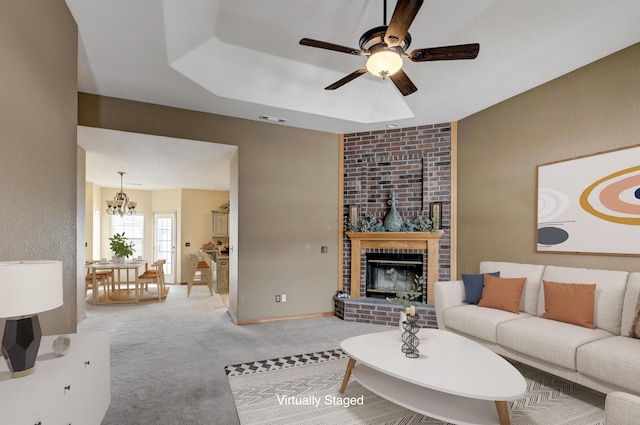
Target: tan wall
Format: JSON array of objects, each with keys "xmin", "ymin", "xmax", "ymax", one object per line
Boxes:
[
  {"xmin": 180, "ymin": 189, "xmax": 229, "ymax": 283},
  {"xmin": 85, "ymin": 182, "xmax": 95, "ymax": 261},
  {"xmin": 0, "ymin": 1, "xmax": 78, "ymax": 334},
  {"xmin": 457, "ymin": 43, "xmax": 640, "ymax": 276},
  {"xmin": 77, "ymin": 147, "xmax": 87, "ymax": 322},
  {"xmin": 78, "ymin": 93, "xmax": 340, "ymax": 322},
  {"xmin": 228, "ymin": 150, "xmax": 240, "ymax": 320}
]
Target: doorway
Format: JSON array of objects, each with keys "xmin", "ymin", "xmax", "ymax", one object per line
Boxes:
[{"xmin": 154, "ymin": 212, "xmax": 177, "ymax": 284}]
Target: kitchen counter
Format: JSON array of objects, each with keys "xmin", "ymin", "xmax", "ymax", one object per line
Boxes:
[{"xmin": 199, "ymin": 248, "xmax": 229, "ymax": 293}]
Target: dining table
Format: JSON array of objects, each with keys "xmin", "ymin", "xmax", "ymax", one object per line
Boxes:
[{"xmin": 87, "ymin": 260, "xmax": 148, "ymax": 305}]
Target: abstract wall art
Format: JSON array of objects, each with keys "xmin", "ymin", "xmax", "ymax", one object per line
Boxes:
[{"xmin": 537, "ymin": 144, "xmax": 640, "ymax": 255}]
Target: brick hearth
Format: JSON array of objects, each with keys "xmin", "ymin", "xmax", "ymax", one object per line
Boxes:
[{"xmin": 334, "ymin": 296, "xmax": 437, "ymax": 329}]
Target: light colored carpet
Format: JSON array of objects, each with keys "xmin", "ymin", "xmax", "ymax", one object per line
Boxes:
[
  {"xmin": 227, "ymin": 349, "xmax": 605, "ymax": 425},
  {"xmin": 78, "ymin": 284, "xmax": 391, "ymax": 425}
]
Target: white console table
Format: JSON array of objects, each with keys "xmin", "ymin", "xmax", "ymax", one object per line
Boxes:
[{"xmin": 0, "ymin": 332, "xmax": 110, "ymax": 425}]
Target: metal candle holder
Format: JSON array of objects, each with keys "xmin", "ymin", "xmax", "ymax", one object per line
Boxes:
[{"xmin": 401, "ymin": 314, "xmax": 420, "ymax": 358}]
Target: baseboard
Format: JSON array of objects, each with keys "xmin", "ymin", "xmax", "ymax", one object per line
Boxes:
[{"xmin": 236, "ymin": 311, "xmax": 334, "ymax": 325}]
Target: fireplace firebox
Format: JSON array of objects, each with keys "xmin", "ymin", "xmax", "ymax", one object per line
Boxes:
[{"xmin": 365, "ymin": 253, "xmax": 424, "ymax": 302}]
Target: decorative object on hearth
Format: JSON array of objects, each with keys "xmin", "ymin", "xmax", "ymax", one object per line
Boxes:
[
  {"xmin": 105, "ymin": 171, "xmax": 137, "ymax": 216},
  {"xmin": 109, "ymin": 232, "xmax": 135, "ymax": 262},
  {"xmin": 401, "ymin": 308, "xmax": 419, "ymax": 358},
  {"xmin": 0, "ymin": 261, "xmax": 63, "ymax": 378},
  {"xmin": 384, "ymin": 191, "xmax": 403, "ymax": 231},
  {"xmin": 335, "ymin": 290, "xmax": 350, "ymax": 299}
]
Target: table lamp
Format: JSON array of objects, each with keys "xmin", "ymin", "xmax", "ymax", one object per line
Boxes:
[{"xmin": 0, "ymin": 261, "xmax": 63, "ymax": 378}]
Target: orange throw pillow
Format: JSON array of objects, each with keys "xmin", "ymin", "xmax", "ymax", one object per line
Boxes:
[
  {"xmin": 477, "ymin": 274, "xmax": 526, "ymax": 314},
  {"xmin": 541, "ymin": 280, "xmax": 596, "ymax": 329}
]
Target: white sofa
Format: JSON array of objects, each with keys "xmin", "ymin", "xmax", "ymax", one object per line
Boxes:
[
  {"xmin": 434, "ymin": 261, "xmax": 640, "ymax": 397},
  {"xmin": 606, "ymin": 391, "xmax": 640, "ymax": 425}
]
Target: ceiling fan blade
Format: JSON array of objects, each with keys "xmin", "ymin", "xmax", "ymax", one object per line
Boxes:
[
  {"xmin": 409, "ymin": 43, "xmax": 480, "ymax": 62},
  {"xmin": 325, "ymin": 69, "xmax": 368, "ymax": 90},
  {"xmin": 300, "ymin": 38, "xmax": 362, "ymax": 55},
  {"xmin": 384, "ymin": 0, "xmax": 424, "ymax": 47},
  {"xmin": 389, "ymin": 69, "xmax": 417, "ymax": 96}
]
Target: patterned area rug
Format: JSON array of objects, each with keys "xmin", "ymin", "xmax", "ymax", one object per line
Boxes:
[{"xmin": 226, "ymin": 349, "xmax": 605, "ymax": 425}]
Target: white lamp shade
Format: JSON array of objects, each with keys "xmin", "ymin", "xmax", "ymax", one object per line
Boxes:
[
  {"xmin": 366, "ymin": 50, "xmax": 403, "ymax": 77},
  {"xmin": 0, "ymin": 261, "xmax": 63, "ymax": 318}
]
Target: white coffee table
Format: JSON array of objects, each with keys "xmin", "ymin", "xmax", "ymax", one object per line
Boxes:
[{"xmin": 340, "ymin": 329, "xmax": 526, "ymax": 425}]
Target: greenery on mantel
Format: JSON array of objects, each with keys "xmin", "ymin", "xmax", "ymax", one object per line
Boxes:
[{"xmin": 347, "ymin": 212, "xmax": 432, "ymax": 233}]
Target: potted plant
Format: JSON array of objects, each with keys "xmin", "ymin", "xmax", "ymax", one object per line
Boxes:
[
  {"xmin": 387, "ymin": 274, "xmax": 424, "ymax": 335},
  {"xmin": 386, "ymin": 272, "xmax": 424, "ymax": 307},
  {"xmin": 109, "ymin": 232, "xmax": 135, "ymax": 262}
]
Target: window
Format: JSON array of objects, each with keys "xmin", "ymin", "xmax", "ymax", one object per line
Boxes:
[{"xmin": 111, "ymin": 214, "xmax": 144, "ymax": 258}]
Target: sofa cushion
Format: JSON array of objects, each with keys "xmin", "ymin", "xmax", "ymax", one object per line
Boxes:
[
  {"xmin": 540, "ymin": 266, "xmax": 629, "ymax": 335},
  {"xmin": 497, "ymin": 316, "xmax": 613, "ymax": 370},
  {"xmin": 480, "ymin": 261, "xmax": 545, "ymax": 315},
  {"xmin": 621, "ymin": 272, "xmax": 640, "ymax": 337},
  {"xmin": 541, "ymin": 280, "xmax": 596, "ymax": 329},
  {"xmin": 443, "ymin": 304, "xmax": 531, "ymax": 344},
  {"xmin": 462, "ymin": 272, "xmax": 500, "ymax": 304},
  {"xmin": 605, "ymin": 391, "xmax": 640, "ymax": 425},
  {"xmin": 478, "ymin": 275, "xmax": 526, "ymax": 314},
  {"xmin": 578, "ymin": 336, "xmax": 640, "ymax": 394}
]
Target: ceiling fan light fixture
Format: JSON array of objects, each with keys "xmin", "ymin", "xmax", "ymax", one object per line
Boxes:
[{"xmin": 366, "ymin": 50, "xmax": 403, "ymax": 79}]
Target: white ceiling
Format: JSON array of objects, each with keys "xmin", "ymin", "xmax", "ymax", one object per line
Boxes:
[
  {"xmin": 78, "ymin": 126, "xmax": 236, "ymax": 190},
  {"xmin": 67, "ymin": 0, "xmax": 640, "ymax": 189}
]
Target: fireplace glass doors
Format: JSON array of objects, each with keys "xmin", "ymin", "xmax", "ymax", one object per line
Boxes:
[{"xmin": 365, "ymin": 253, "xmax": 424, "ymax": 302}]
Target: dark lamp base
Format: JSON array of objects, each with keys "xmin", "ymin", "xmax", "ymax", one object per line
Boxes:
[{"xmin": 1, "ymin": 315, "xmax": 42, "ymax": 378}]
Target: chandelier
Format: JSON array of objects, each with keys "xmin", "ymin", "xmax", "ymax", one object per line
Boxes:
[{"xmin": 105, "ymin": 171, "xmax": 137, "ymax": 216}]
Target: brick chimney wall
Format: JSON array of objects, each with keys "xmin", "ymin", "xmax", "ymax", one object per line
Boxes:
[{"xmin": 343, "ymin": 123, "xmax": 452, "ymax": 297}]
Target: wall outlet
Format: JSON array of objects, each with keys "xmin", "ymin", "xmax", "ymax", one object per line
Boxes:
[
  {"xmin": 275, "ymin": 295, "xmax": 281, "ymax": 302},
  {"xmin": 321, "ymin": 246, "xmax": 328, "ymax": 253},
  {"xmin": 281, "ymin": 294, "xmax": 287, "ymax": 302}
]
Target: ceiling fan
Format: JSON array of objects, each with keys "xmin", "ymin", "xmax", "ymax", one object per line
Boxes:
[{"xmin": 299, "ymin": 0, "xmax": 480, "ymax": 96}]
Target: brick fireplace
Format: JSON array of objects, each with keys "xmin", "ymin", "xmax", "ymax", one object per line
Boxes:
[
  {"xmin": 366, "ymin": 252, "xmax": 423, "ymax": 300},
  {"xmin": 346, "ymin": 231, "xmax": 442, "ymax": 303},
  {"xmin": 336, "ymin": 124, "xmax": 452, "ymax": 327},
  {"xmin": 342, "ymin": 123, "xmax": 452, "ymax": 288}
]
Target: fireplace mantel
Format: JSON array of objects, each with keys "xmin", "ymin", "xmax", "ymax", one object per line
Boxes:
[{"xmin": 345, "ymin": 232, "xmax": 443, "ymax": 304}]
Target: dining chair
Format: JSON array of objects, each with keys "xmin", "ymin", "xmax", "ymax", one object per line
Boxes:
[
  {"xmin": 85, "ymin": 263, "xmax": 114, "ymax": 299},
  {"xmin": 138, "ymin": 260, "xmax": 167, "ymax": 301},
  {"xmin": 187, "ymin": 254, "xmax": 213, "ymax": 297}
]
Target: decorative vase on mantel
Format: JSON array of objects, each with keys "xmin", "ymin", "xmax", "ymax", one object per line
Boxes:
[{"xmin": 384, "ymin": 191, "xmax": 403, "ymax": 232}]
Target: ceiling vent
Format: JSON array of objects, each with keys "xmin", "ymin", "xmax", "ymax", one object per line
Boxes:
[{"xmin": 259, "ymin": 115, "xmax": 286, "ymax": 124}]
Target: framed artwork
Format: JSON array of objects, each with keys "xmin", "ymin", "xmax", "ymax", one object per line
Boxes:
[
  {"xmin": 536, "ymin": 144, "xmax": 640, "ymax": 255},
  {"xmin": 430, "ymin": 202, "xmax": 442, "ymax": 230}
]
